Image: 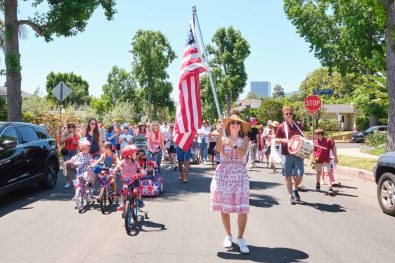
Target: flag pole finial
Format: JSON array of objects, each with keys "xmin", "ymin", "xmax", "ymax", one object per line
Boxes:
[{"xmin": 192, "ymin": 5, "xmax": 196, "ymax": 12}]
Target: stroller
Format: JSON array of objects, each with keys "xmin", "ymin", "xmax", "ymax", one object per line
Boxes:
[{"xmin": 133, "ymin": 134, "xmax": 164, "ymax": 197}]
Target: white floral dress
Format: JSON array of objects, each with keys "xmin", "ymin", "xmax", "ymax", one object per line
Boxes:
[{"xmin": 210, "ymin": 137, "xmax": 249, "ymax": 214}]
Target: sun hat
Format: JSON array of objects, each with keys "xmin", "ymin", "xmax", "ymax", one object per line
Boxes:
[
  {"xmin": 138, "ymin": 122, "xmax": 146, "ymax": 126},
  {"xmin": 272, "ymin": 121, "xmax": 280, "ymax": 128},
  {"xmin": 223, "ymin": 114, "xmax": 251, "ymax": 134}
]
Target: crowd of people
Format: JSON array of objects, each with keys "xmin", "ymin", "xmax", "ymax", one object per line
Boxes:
[{"xmin": 58, "ymin": 105, "xmax": 339, "ymax": 255}]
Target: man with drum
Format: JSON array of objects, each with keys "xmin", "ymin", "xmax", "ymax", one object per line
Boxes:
[{"xmin": 275, "ymin": 106, "xmax": 305, "ymax": 204}]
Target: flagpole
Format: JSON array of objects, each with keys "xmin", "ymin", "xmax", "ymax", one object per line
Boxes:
[{"xmin": 192, "ymin": 6, "xmax": 225, "ymax": 130}]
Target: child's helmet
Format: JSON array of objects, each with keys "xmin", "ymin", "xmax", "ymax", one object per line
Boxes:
[
  {"xmin": 122, "ymin": 145, "xmax": 137, "ymax": 159},
  {"xmin": 79, "ymin": 138, "xmax": 91, "ymax": 148},
  {"xmin": 147, "ymin": 160, "xmax": 156, "ymax": 167}
]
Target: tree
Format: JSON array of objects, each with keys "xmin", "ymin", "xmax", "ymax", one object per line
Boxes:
[
  {"xmin": 102, "ymin": 66, "xmax": 135, "ymax": 105},
  {"xmin": 246, "ymin": 91, "xmax": 259, "ymax": 100},
  {"xmin": 0, "ymin": 96, "xmax": 6, "ymax": 120},
  {"xmin": 151, "ymin": 80, "xmax": 175, "ymax": 120},
  {"xmin": 206, "ymin": 27, "xmax": 250, "ymax": 115},
  {"xmin": 45, "ymin": 72, "xmax": 91, "ymax": 106},
  {"xmin": 284, "ymin": 0, "xmax": 395, "ymax": 151},
  {"xmin": 257, "ymin": 99, "xmax": 284, "ymax": 124},
  {"xmin": 299, "ymin": 68, "xmax": 364, "ymax": 98},
  {"xmin": 130, "ymin": 30, "xmax": 176, "ymax": 120},
  {"xmin": 2, "ymin": 0, "xmax": 116, "ymax": 121},
  {"xmin": 272, "ymin": 84, "xmax": 285, "ymax": 98}
]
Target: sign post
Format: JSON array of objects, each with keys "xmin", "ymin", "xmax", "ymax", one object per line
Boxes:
[
  {"xmin": 51, "ymin": 81, "xmax": 71, "ymax": 143},
  {"xmin": 305, "ymin": 95, "xmax": 322, "ymax": 141}
]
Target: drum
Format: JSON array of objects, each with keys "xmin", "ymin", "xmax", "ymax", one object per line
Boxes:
[{"xmin": 288, "ymin": 135, "xmax": 313, "ymax": 159}]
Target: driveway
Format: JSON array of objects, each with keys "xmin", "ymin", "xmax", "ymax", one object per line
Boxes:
[{"xmin": 336, "ymin": 143, "xmax": 379, "ymax": 159}]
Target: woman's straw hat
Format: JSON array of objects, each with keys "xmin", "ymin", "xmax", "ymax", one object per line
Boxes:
[
  {"xmin": 223, "ymin": 114, "xmax": 251, "ymax": 134},
  {"xmin": 272, "ymin": 121, "xmax": 280, "ymax": 128}
]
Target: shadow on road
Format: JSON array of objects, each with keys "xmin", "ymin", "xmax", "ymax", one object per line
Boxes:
[
  {"xmin": 249, "ymin": 193, "xmax": 279, "ymax": 208},
  {"xmin": 0, "ymin": 172, "xmax": 75, "ymax": 218},
  {"xmin": 298, "ymin": 201, "xmax": 347, "ymax": 213},
  {"xmin": 217, "ymin": 245, "xmax": 309, "ymax": 263}
]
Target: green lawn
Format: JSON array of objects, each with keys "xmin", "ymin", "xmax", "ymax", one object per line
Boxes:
[
  {"xmin": 338, "ymin": 155, "xmax": 377, "ymax": 172},
  {"xmin": 361, "ymin": 146, "xmax": 386, "ymax": 156}
]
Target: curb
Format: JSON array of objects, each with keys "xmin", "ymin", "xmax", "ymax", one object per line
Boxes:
[
  {"xmin": 335, "ymin": 165, "xmax": 374, "ymax": 182},
  {"xmin": 303, "ymin": 160, "xmax": 374, "ymax": 182}
]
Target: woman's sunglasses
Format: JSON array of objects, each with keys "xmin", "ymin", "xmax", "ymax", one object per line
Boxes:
[
  {"xmin": 90, "ymin": 122, "xmax": 97, "ymax": 125},
  {"xmin": 230, "ymin": 121, "xmax": 241, "ymax": 125},
  {"xmin": 285, "ymin": 112, "xmax": 293, "ymax": 116}
]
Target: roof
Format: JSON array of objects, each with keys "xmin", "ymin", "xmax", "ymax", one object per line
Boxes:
[
  {"xmin": 0, "ymin": 86, "xmax": 33, "ymax": 98},
  {"xmin": 321, "ymin": 104, "xmax": 355, "ymax": 114}
]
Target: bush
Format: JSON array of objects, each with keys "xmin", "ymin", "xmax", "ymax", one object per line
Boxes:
[
  {"xmin": 365, "ymin": 132, "xmax": 387, "ymax": 147},
  {"xmin": 317, "ymin": 119, "xmax": 339, "ymax": 131}
]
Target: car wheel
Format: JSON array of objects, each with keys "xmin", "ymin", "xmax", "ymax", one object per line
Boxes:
[
  {"xmin": 39, "ymin": 158, "xmax": 59, "ymax": 189},
  {"xmin": 377, "ymin": 172, "xmax": 395, "ymax": 216}
]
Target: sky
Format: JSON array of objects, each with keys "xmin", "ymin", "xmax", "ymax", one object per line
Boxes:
[{"xmin": 0, "ymin": 0, "xmax": 321, "ymax": 100}]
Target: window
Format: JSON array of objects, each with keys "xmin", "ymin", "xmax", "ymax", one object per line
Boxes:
[
  {"xmin": 0, "ymin": 126, "xmax": 19, "ymax": 145},
  {"xmin": 17, "ymin": 126, "xmax": 39, "ymax": 143},
  {"xmin": 379, "ymin": 127, "xmax": 387, "ymax": 132},
  {"xmin": 34, "ymin": 126, "xmax": 49, "ymax": 140}
]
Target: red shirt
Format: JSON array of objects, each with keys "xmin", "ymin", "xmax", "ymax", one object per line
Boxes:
[
  {"xmin": 275, "ymin": 121, "xmax": 303, "ymax": 155},
  {"xmin": 313, "ymin": 137, "xmax": 334, "ymax": 163},
  {"xmin": 65, "ymin": 133, "xmax": 79, "ymax": 151}
]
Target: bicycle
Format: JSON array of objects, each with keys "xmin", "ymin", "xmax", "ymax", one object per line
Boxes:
[
  {"xmin": 73, "ymin": 164, "xmax": 94, "ymax": 213},
  {"xmin": 121, "ymin": 174, "xmax": 148, "ymax": 234},
  {"xmin": 97, "ymin": 165, "xmax": 117, "ymax": 214}
]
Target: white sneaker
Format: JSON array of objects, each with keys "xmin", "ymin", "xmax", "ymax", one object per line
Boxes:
[
  {"xmin": 204, "ymin": 161, "xmax": 209, "ymax": 165},
  {"xmin": 223, "ymin": 235, "xmax": 233, "ymax": 248},
  {"xmin": 64, "ymin": 183, "xmax": 70, "ymax": 188},
  {"xmin": 237, "ymin": 238, "xmax": 249, "ymax": 254}
]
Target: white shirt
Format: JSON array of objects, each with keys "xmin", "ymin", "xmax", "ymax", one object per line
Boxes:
[
  {"xmin": 160, "ymin": 124, "xmax": 169, "ymax": 133},
  {"xmin": 197, "ymin": 126, "xmax": 211, "ymax": 143},
  {"xmin": 165, "ymin": 129, "xmax": 175, "ymax": 148},
  {"xmin": 119, "ymin": 134, "xmax": 132, "ymax": 149}
]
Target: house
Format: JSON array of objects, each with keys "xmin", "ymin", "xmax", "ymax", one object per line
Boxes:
[
  {"xmin": 236, "ymin": 98, "xmax": 261, "ymax": 110},
  {"xmin": 0, "ymin": 86, "xmax": 33, "ymax": 99},
  {"xmin": 320, "ymin": 104, "xmax": 357, "ymax": 131}
]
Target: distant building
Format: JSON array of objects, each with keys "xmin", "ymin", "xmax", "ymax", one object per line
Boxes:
[
  {"xmin": 251, "ymin": 81, "xmax": 271, "ymax": 98},
  {"xmin": 0, "ymin": 86, "xmax": 33, "ymax": 99},
  {"xmin": 232, "ymin": 98, "xmax": 262, "ymax": 112}
]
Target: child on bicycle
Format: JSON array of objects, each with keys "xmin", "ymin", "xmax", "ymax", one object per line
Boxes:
[
  {"xmin": 92, "ymin": 142, "xmax": 119, "ymax": 195},
  {"xmin": 117, "ymin": 145, "xmax": 145, "ymax": 211},
  {"xmin": 63, "ymin": 139, "xmax": 93, "ymax": 198}
]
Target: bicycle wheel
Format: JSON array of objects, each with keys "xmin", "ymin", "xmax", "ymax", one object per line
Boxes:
[
  {"xmin": 132, "ymin": 196, "xmax": 138, "ymax": 223},
  {"xmin": 75, "ymin": 187, "xmax": 84, "ymax": 213},
  {"xmin": 124, "ymin": 200, "xmax": 132, "ymax": 234},
  {"xmin": 99, "ymin": 188, "xmax": 108, "ymax": 214}
]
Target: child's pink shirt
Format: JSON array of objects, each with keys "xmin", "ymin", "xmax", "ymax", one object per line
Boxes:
[{"xmin": 120, "ymin": 159, "xmax": 141, "ymax": 176}]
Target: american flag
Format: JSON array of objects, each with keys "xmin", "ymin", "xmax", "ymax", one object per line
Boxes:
[{"xmin": 173, "ymin": 20, "xmax": 207, "ymax": 152}]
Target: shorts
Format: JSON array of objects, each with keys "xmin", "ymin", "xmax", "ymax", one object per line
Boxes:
[
  {"xmin": 316, "ymin": 162, "xmax": 330, "ymax": 173},
  {"xmin": 176, "ymin": 146, "xmax": 191, "ymax": 162},
  {"xmin": 116, "ymin": 144, "xmax": 121, "ymax": 151},
  {"xmin": 167, "ymin": 146, "xmax": 176, "ymax": 154},
  {"xmin": 208, "ymin": 142, "xmax": 216, "ymax": 155},
  {"xmin": 282, "ymin": 154, "xmax": 304, "ymax": 176}
]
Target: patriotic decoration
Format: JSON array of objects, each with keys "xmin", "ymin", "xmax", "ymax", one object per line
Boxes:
[{"xmin": 173, "ymin": 19, "xmax": 207, "ymax": 151}]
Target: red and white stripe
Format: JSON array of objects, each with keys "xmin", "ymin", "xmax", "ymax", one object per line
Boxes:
[{"xmin": 173, "ymin": 23, "xmax": 206, "ymax": 152}]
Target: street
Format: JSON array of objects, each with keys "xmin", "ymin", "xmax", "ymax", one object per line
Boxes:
[{"xmin": 0, "ymin": 162, "xmax": 393, "ymax": 263}]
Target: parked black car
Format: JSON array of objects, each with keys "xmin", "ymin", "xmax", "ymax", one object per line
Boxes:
[
  {"xmin": 374, "ymin": 152, "xmax": 395, "ymax": 216},
  {"xmin": 0, "ymin": 122, "xmax": 59, "ymax": 196},
  {"xmin": 351, "ymin": 125, "xmax": 387, "ymax": 143}
]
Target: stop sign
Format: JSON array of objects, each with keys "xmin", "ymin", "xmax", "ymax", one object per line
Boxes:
[{"xmin": 305, "ymin": 95, "xmax": 322, "ymax": 111}]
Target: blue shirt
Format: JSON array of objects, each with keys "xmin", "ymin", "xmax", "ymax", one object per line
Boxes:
[{"xmin": 106, "ymin": 131, "xmax": 116, "ymax": 147}]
